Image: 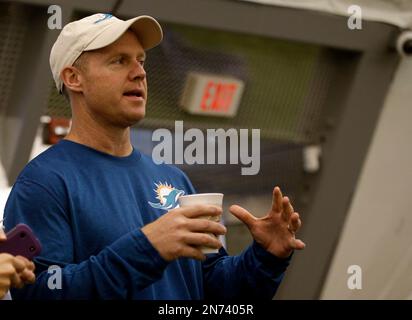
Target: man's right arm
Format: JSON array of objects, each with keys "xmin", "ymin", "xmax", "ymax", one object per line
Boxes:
[{"xmin": 4, "ymin": 179, "xmax": 168, "ymax": 299}]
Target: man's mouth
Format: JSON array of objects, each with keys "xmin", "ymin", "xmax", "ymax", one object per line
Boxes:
[{"xmin": 123, "ymin": 89, "xmax": 145, "ymax": 101}]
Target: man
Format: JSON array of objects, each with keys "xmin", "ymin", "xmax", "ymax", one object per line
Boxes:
[
  {"xmin": 0, "ymin": 225, "xmax": 36, "ymax": 299},
  {"xmin": 4, "ymin": 13, "xmax": 305, "ymax": 299}
]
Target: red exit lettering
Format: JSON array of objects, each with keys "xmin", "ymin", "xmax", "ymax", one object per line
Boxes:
[{"xmin": 200, "ymin": 81, "xmax": 238, "ymax": 112}]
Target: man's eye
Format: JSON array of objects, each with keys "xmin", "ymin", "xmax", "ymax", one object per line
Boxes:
[
  {"xmin": 138, "ymin": 60, "xmax": 145, "ymax": 66},
  {"xmin": 113, "ymin": 58, "xmax": 124, "ymax": 64}
]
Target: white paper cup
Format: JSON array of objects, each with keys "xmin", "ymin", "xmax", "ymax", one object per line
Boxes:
[{"xmin": 178, "ymin": 193, "xmax": 223, "ymax": 254}]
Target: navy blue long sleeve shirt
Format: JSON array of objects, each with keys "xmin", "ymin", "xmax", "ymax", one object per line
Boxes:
[{"xmin": 4, "ymin": 140, "xmax": 290, "ymax": 299}]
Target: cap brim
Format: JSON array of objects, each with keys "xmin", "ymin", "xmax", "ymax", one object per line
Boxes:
[{"xmin": 85, "ymin": 15, "xmax": 163, "ymax": 51}]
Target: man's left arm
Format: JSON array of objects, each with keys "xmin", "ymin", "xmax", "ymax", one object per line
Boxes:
[
  {"xmin": 202, "ymin": 186, "xmax": 305, "ymax": 299},
  {"xmin": 202, "ymin": 242, "xmax": 291, "ymax": 299}
]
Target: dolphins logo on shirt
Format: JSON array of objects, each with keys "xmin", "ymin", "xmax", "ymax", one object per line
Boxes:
[{"xmin": 148, "ymin": 182, "xmax": 185, "ymax": 210}]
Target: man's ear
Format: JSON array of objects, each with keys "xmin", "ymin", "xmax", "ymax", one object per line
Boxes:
[{"xmin": 60, "ymin": 66, "xmax": 83, "ymax": 93}]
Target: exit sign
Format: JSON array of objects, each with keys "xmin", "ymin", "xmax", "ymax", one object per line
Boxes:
[{"xmin": 180, "ymin": 72, "xmax": 244, "ymax": 118}]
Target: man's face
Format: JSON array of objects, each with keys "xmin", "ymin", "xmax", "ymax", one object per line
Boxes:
[{"xmin": 78, "ymin": 30, "xmax": 148, "ymax": 127}]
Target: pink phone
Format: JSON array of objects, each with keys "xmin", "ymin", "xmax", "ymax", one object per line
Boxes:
[{"xmin": 0, "ymin": 224, "xmax": 42, "ymax": 260}]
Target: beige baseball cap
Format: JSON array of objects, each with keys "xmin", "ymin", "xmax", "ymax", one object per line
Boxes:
[{"xmin": 50, "ymin": 13, "xmax": 163, "ymax": 93}]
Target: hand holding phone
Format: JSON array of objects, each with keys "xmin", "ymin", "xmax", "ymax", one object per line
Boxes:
[{"xmin": 0, "ymin": 224, "xmax": 42, "ymax": 260}]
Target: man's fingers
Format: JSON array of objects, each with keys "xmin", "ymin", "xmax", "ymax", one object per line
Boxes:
[
  {"xmin": 183, "ymin": 232, "xmax": 223, "ymax": 250},
  {"xmin": 290, "ymin": 212, "xmax": 301, "ymax": 232},
  {"xmin": 287, "ymin": 199, "xmax": 294, "ymax": 215},
  {"xmin": 10, "ymin": 272, "xmax": 23, "ymax": 289},
  {"xmin": 0, "ymin": 288, "xmax": 7, "ymax": 299},
  {"xmin": 19, "ymin": 269, "xmax": 36, "ymax": 284},
  {"xmin": 282, "ymin": 197, "xmax": 293, "ymax": 221},
  {"xmin": 229, "ymin": 205, "xmax": 256, "ymax": 229},
  {"xmin": 271, "ymin": 186, "xmax": 283, "ymax": 213},
  {"xmin": 187, "ymin": 219, "xmax": 227, "ymax": 235},
  {"xmin": 178, "ymin": 205, "xmax": 222, "ymax": 219},
  {"xmin": 15, "ymin": 256, "xmax": 34, "ymax": 268},
  {"xmin": 291, "ymin": 239, "xmax": 306, "ymax": 250},
  {"xmin": 182, "ymin": 246, "xmax": 206, "ymax": 261},
  {"xmin": 0, "ymin": 228, "xmax": 6, "ymax": 242},
  {"xmin": 289, "ymin": 237, "xmax": 306, "ymax": 250},
  {"xmin": 10, "ymin": 257, "xmax": 26, "ymax": 273},
  {"xmin": 27, "ymin": 261, "xmax": 35, "ymax": 272}
]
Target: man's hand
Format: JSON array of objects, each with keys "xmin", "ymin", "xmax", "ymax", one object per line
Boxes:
[
  {"xmin": 0, "ymin": 227, "xmax": 5, "ymax": 242},
  {"xmin": 0, "ymin": 243, "xmax": 36, "ymax": 299},
  {"xmin": 14, "ymin": 256, "xmax": 36, "ymax": 284},
  {"xmin": 0, "ymin": 228, "xmax": 36, "ymax": 297},
  {"xmin": 141, "ymin": 205, "xmax": 227, "ymax": 262},
  {"xmin": 230, "ymin": 186, "xmax": 305, "ymax": 258}
]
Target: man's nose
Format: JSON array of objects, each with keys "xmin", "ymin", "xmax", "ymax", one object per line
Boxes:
[{"xmin": 129, "ymin": 61, "xmax": 146, "ymax": 81}]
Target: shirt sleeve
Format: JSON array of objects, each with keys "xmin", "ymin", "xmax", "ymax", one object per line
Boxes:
[
  {"xmin": 4, "ymin": 178, "xmax": 168, "ymax": 299},
  {"xmin": 178, "ymin": 168, "xmax": 291, "ymax": 299},
  {"xmin": 202, "ymin": 241, "xmax": 292, "ymax": 300}
]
